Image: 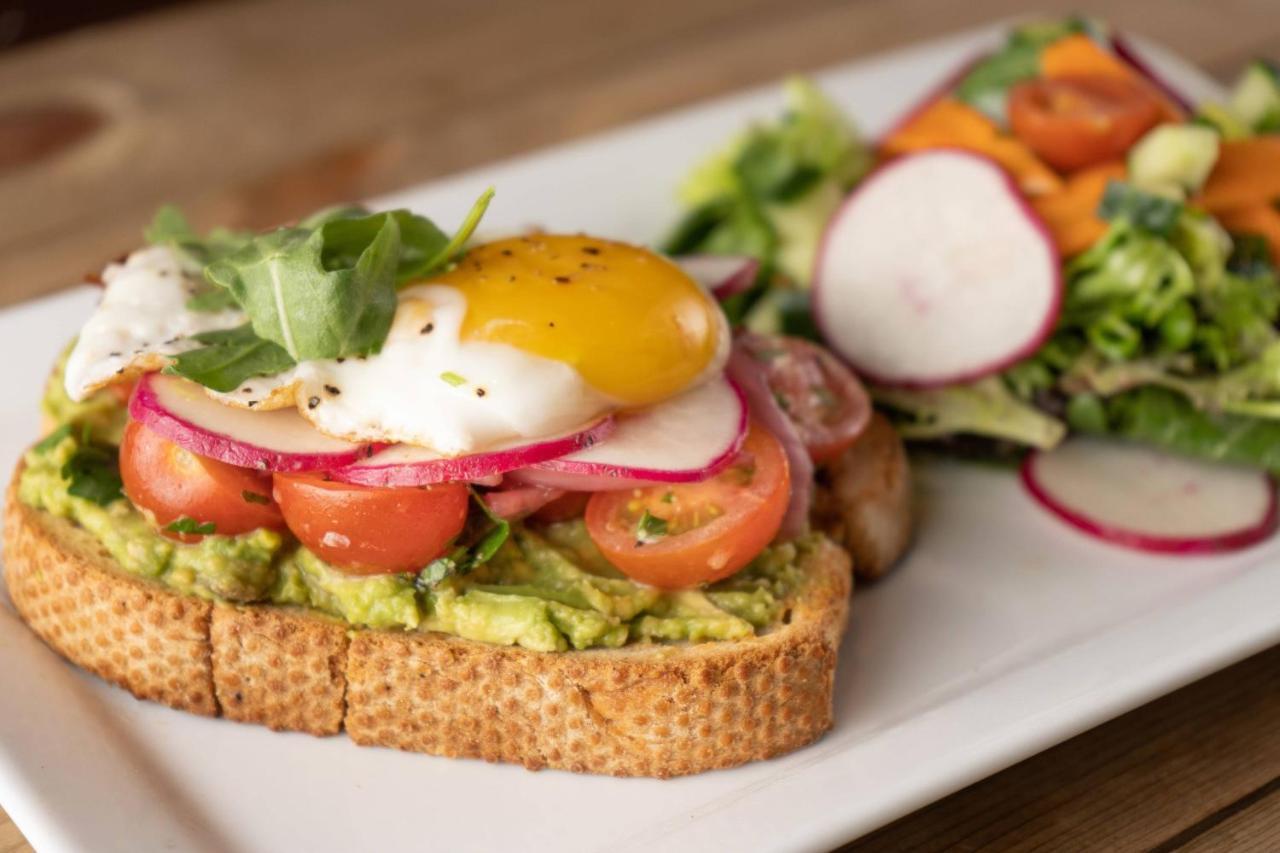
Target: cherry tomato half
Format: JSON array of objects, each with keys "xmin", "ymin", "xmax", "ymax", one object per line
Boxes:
[
  {"xmin": 742, "ymin": 334, "xmax": 871, "ymax": 464},
  {"xmin": 272, "ymin": 472, "xmax": 469, "ymax": 575},
  {"xmin": 119, "ymin": 420, "xmax": 284, "ymax": 543},
  {"xmin": 584, "ymin": 423, "xmax": 791, "ymax": 588},
  {"xmin": 1008, "ymin": 75, "xmax": 1163, "ymax": 173}
]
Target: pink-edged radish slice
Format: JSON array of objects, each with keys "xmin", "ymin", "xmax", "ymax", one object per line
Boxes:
[
  {"xmin": 812, "ymin": 149, "xmax": 1062, "ymax": 388},
  {"xmin": 673, "ymin": 255, "xmax": 760, "ymax": 301},
  {"xmin": 1022, "ymin": 438, "xmax": 1278, "ymax": 554},
  {"xmin": 130, "ymin": 372, "xmax": 371, "ymax": 472},
  {"xmin": 533, "ymin": 374, "xmax": 748, "ymax": 484},
  {"xmin": 328, "ymin": 417, "xmax": 615, "ymax": 487}
]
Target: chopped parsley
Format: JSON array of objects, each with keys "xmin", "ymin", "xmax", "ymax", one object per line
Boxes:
[
  {"xmin": 165, "ymin": 517, "xmax": 217, "ymax": 535},
  {"xmin": 440, "ymin": 371, "xmax": 467, "ymax": 387},
  {"xmin": 635, "ymin": 510, "xmax": 669, "ymax": 545},
  {"xmin": 241, "ymin": 490, "xmax": 271, "ymax": 505}
]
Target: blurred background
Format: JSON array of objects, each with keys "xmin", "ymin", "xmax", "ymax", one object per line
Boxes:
[{"xmin": 0, "ymin": 0, "xmax": 1275, "ymax": 309}]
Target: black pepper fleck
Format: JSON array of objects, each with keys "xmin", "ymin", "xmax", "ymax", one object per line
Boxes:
[
  {"xmin": 336, "ymin": 357, "xmax": 346, "ymax": 364},
  {"xmin": 324, "ymin": 384, "xmax": 341, "ymax": 396},
  {"xmin": 554, "ymin": 276, "xmax": 571, "ymax": 284},
  {"xmin": 108, "ymin": 351, "xmax": 122, "ymax": 358},
  {"xmin": 308, "ymin": 396, "xmax": 320, "ymax": 409},
  {"xmin": 548, "ymin": 321, "xmax": 556, "ymax": 328},
  {"xmin": 501, "ymin": 248, "xmax": 513, "ymax": 256},
  {"xmin": 247, "ymin": 401, "xmax": 258, "ymax": 408},
  {"xmin": 582, "ymin": 246, "xmax": 601, "ymax": 255},
  {"xmin": 242, "ymin": 387, "xmax": 253, "ymax": 394},
  {"xmin": 475, "ymin": 388, "xmax": 487, "ymax": 398},
  {"xmin": 420, "ymin": 323, "xmax": 434, "ymax": 335}
]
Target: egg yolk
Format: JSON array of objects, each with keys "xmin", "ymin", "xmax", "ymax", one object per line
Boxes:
[{"xmin": 432, "ymin": 235, "xmax": 723, "ymax": 406}]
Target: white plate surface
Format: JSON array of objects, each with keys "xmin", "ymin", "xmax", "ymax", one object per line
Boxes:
[{"xmin": 2, "ymin": 22, "xmax": 1276, "ymax": 853}]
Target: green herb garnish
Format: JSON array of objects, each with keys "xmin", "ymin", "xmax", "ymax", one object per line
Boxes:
[
  {"xmin": 440, "ymin": 371, "xmax": 467, "ymax": 387},
  {"xmin": 61, "ymin": 444, "xmax": 124, "ymax": 506},
  {"xmin": 165, "ymin": 517, "xmax": 217, "ymax": 535},
  {"xmin": 241, "ymin": 490, "xmax": 271, "ymax": 505},
  {"xmin": 635, "ymin": 510, "xmax": 669, "ymax": 545}
]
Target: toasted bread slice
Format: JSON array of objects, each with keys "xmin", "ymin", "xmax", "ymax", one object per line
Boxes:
[
  {"xmin": 3, "ymin": 460, "xmax": 852, "ymax": 777},
  {"xmin": 816, "ymin": 413, "xmax": 914, "ymax": 580}
]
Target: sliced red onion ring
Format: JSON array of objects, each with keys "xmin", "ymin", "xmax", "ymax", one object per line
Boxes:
[
  {"xmin": 505, "ymin": 465, "xmax": 666, "ymax": 493},
  {"xmin": 727, "ymin": 342, "xmax": 813, "ymax": 541},
  {"xmin": 129, "ymin": 372, "xmax": 372, "ymax": 472},
  {"xmin": 533, "ymin": 375, "xmax": 747, "ymax": 484},
  {"xmin": 673, "ymin": 255, "xmax": 761, "ymax": 301},
  {"xmin": 328, "ymin": 417, "xmax": 615, "ymax": 487},
  {"xmin": 482, "ymin": 485, "xmax": 566, "ymax": 521},
  {"xmin": 1110, "ymin": 35, "xmax": 1194, "ymax": 114}
]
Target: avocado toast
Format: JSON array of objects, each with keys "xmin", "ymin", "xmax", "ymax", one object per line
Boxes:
[{"xmin": 3, "ymin": 202, "xmax": 911, "ymax": 777}]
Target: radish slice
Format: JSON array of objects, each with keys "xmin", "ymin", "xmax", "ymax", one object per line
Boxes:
[
  {"xmin": 726, "ymin": 342, "xmax": 813, "ymax": 540},
  {"xmin": 328, "ymin": 418, "xmax": 615, "ymax": 487},
  {"xmin": 1110, "ymin": 35, "xmax": 1194, "ymax": 114},
  {"xmin": 533, "ymin": 375, "xmax": 748, "ymax": 483},
  {"xmin": 1022, "ymin": 438, "xmax": 1278, "ymax": 554},
  {"xmin": 812, "ymin": 149, "xmax": 1062, "ymax": 388},
  {"xmin": 130, "ymin": 373, "xmax": 370, "ymax": 472},
  {"xmin": 673, "ymin": 255, "xmax": 760, "ymax": 301}
]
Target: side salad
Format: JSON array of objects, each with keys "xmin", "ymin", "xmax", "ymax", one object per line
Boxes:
[{"xmin": 665, "ymin": 17, "xmax": 1280, "ymax": 553}]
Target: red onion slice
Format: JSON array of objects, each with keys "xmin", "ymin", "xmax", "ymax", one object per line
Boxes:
[
  {"xmin": 672, "ymin": 255, "xmax": 761, "ymax": 301},
  {"xmin": 727, "ymin": 343, "xmax": 813, "ymax": 541}
]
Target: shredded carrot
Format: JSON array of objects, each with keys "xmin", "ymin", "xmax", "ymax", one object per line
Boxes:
[
  {"xmin": 1032, "ymin": 161, "xmax": 1126, "ymax": 256},
  {"xmin": 1039, "ymin": 34, "xmax": 1183, "ymax": 121},
  {"xmin": 879, "ymin": 98, "xmax": 1063, "ymax": 195},
  {"xmin": 1196, "ymin": 137, "xmax": 1280, "ymax": 213},
  {"xmin": 1214, "ymin": 204, "xmax": 1280, "ymax": 267}
]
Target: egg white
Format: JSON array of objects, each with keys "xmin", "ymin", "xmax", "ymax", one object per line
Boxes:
[{"xmin": 67, "ymin": 247, "xmax": 731, "ymax": 456}]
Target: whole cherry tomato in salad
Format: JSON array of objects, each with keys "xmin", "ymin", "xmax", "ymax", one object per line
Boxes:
[{"xmin": 1008, "ymin": 75, "xmax": 1163, "ymax": 173}]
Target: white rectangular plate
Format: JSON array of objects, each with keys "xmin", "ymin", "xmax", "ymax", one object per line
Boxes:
[{"xmin": 2, "ymin": 22, "xmax": 1277, "ymax": 853}]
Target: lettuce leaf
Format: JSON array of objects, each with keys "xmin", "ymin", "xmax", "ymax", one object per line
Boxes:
[
  {"xmin": 1079, "ymin": 386, "xmax": 1280, "ymax": 472},
  {"xmin": 664, "ymin": 77, "xmax": 869, "ymax": 285},
  {"xmin": 873, "ymin": 378, "xmax": 1067, "ymax": 450}
]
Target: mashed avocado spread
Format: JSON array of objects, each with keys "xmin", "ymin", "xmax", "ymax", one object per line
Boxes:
[{"xmin": 19, "ymin": 425, "xmax": 809, "ymax": 652}]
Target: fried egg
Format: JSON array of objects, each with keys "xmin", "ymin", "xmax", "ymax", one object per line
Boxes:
[{"xmin": 67, "ymin": 235, "xmax": 728, "ymax": 455}]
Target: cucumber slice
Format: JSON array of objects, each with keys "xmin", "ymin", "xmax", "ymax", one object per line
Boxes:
[
  {"xmin": 1128, "ymin": 124, "xmax": 1219, "ymax": 196},
  {"xmin": 1229, "ymin": 60, "xmax": 1280, "ymax": 133}
]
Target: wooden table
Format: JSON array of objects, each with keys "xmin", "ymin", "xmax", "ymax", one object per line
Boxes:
[{"xmin": 1, "ymin": 0, "xmax": 1277, "ymax": 849}]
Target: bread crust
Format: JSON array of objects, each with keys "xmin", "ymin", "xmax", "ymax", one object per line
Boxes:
[{"xmin": 3, "ymin": 461, "xmax": 852, "ymax": 777}]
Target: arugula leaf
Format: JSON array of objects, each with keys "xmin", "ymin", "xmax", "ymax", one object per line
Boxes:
[
  {"xmin": 166, "ymin": 325, "xmax": 296, "ymax": 392},
  {"xmin": 1097, "ymin": 181, "xmax": 1184, "ymax": 236},
  {"xmin": 186, "ymin": 287, "xmax": 239, "ymax": 313},
  {"xmin": 205, "ymin": 214, "xmax": 401, "ymax": 362},
  {"xmin": 61, "ymin": 444, "xmax": 124, "ymax": 506},
  {"xmin": 144, "ymin": 205, "xmax": 253, "ymax": 271},
  {"xmin": 415, "ymin": 489, "xmax": 510, "ymax": 590},
  {"xmin": 411, "ymin": 188, "xmax": 495, "ymax": 279},
  {"xmin": 1227, "ymin": 232, "xmax": 1275, "ymax": 279},
  {"xmin": 165, "ymin": 517, "xmax": 217, "ymax": 535}
]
